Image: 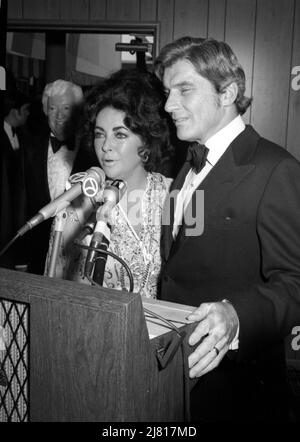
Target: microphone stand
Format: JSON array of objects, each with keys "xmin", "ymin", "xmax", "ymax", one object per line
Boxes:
[{"xmin": 47, "ymin": 209, "xmax": 67, "ymax": 278}]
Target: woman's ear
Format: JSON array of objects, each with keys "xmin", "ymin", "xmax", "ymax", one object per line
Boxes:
[
  {"xmin": 138, "ymin": 146, "xmax": 150, "ymax": 163},
  {"xmin": 220, "ymin": 82, "xmax": 238, "ymax": 107}
]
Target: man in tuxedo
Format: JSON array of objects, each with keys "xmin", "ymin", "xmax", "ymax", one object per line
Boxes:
[
  {"xmin": 0, "ymin": 89, "xmax": 30, "ymax": 268},
  {"xmin": 155, "ymin": 37, "xmax": 300, "ymax": 422},
  {"xmin": 24, "ymin": 79, "xmax": 95, "ymax": 275}
]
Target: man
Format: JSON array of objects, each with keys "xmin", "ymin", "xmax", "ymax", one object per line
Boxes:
[
  {"xmin": 0, "ymin": 89, "xmax": 30, "ymax": 268},
  {"xmin": 155, "ymin": 37, "xmax": 300, "ymax": 422},
  {"xmin": 24, "ymin": 79, "xmax": 95, "ymax": 275}
]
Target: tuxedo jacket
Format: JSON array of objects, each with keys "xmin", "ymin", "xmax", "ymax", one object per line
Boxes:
[
  {"xmin": 0, "ymin": 129, "xmax": 27, "ymax": 267},
  {"xmin": 159, "ymin": 125, "xmax": 300, "ymax": 421},
  {"xmin": 24, "ymin": 129, "xmax": 98, "ymax": 274}
]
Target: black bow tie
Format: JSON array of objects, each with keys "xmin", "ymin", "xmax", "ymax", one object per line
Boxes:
[
  {"xmin": 11, "ymin": 127, "xmax": 17, "ymax": 137},
  {"xmin": 50, "ymin": 136, "xmax": 74, "ymax": 153},
  {"xmin": 187, "ymin": 142, "xmax": 209, "ymax": 173}
]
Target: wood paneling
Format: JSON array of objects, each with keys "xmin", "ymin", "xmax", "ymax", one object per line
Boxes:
[
  {"xmin": 7, "ymin": 0, "xmax": 23, "ymax": 19},
  {"xmin": 6, "ymin": 0, "xmax": 300, "ymax": 158},
  {"xmin": 140, "ymin": 0, "xmax": 157, "ymax": 21},
  {"xmin": 89, "ymin": 0, "xmax": 107, "ymax": 20},
  {"xmin": 106, "ymin": 0, "xmax": 140, "ymax": 21},
  {"xmin": 157, "ymin": 0, "xmax": 174, "ymax": 49},
  {"xmin": 174, "ymin": 0, "xmax": 208, "ymax": 40},
  {"xmin": 60, "ymin": 0, "xmax": 89, "ymax": 20},
  {"xmin": 287, "ymin": 0, "xmax": 300, "ymax": 160},
  {"xmin": 23, "ymin": 0, "xmax": 60, "ymax": 19},
  {"xmin": 207, "ymin": 0, "xmax": 226, "ymax": 40},
  {"xmin": 225, "ymin": 0, "xmax": 256, "ymax": 124},
  {"xmin": 251, "ymin": 0, "xmax": 294, "ymax": 146}
]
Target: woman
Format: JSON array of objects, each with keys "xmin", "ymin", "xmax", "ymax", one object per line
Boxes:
[{"xmin": 45, "ymin": 69, "xmax": 172, "ymax": 298}]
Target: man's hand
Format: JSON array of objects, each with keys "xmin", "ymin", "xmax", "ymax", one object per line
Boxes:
[{"xmin": 187, "ymin": 301, "xmax": 239, "ymax": 378}]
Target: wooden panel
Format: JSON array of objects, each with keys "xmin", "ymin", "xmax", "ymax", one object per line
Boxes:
[
  {"xmin": 287, "ymin": 0, "xmax": 300, "ymax": 160},
  {"xmin": 89, "ymin": 0, "xmax": 107, "ymax": 20},
  {"xmin": 251, "ymin": 0, "xmax": 294, "ymax": 146},
  {"xmin": 207, "ymin": 0, "xmax": 226, "ymax": 40},
  {"xmin": 157, "ymin": 0, "xmax": 175, "ymax": 49},
  {"xmin": 23, "ymin": 0, "xmax": 60, "ymax": 19},
  {"xmin": 173, "ymin": 0, "xmax": 208, "ymax": 40},
  {"xmin": 225, "ymin": 0, "xmax": 256, "ymax": 123},
  {"xmin": 7, "ymin": 0, "xmax": 23, "ymax": 19},
  {"xmin": 106, "ymin": 0, "xmax": 140, "ymax": 21},
  {"xmin": 60, "ymin": 0, "xmax": 89, "ymax": 20},
  {"xmin": 0, "ymin": 268, "xmax": 194, "ymax": 422},
  {"xmin": 140, "ymin": 0, "xmax": 157, "ymax": 21}
]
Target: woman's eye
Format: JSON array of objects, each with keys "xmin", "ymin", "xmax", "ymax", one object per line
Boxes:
[
  {"xmin": 94, "ymin": 132, "xmax": 104, "ymax": 139},
  {"xmin": 115, "ymin": 132, "xmax": 127, "ymax": 139}
]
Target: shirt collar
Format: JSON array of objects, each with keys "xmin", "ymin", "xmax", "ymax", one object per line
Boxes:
[
  {"xmin": 4, "ymin": 120, "xmax": 14, "ymax": 136},
  {"xmin": 205, "ymin": 115, "xmax": 245, "ymax": 166}
]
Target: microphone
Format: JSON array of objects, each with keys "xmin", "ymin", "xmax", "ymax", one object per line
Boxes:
[
  {"xmin": 75, "ymin": 210, "xmax": 98, "ymax": 244},
  {"xmin": 84, "ymin": 179, "xmax": 127, "ymax": 283},
  {"xmin": 17, "ymin": 167, "xmax": 105, "ymax": 237}
]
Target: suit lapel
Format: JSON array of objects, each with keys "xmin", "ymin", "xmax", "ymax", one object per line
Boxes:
[
  {"xmin": 32, "ymin": 132, "xmax": 51, "ymax": 202},
  {"xmin": 171, "ymin": 125, "xmax": 259, "ymax": 254}
]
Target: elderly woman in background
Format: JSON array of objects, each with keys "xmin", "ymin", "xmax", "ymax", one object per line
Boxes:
[
  {"xmin": 45, "ymin": 69, "xmax": 172, "ymax": 298},
  {"xmin": 23, "ymin": 79, "xmax": 97, "ymax": 275}
]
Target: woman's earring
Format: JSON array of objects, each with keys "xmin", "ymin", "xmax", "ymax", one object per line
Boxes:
[{"xmin": 140, "ymin": 149, "xmax": 150, "ymax": 163}]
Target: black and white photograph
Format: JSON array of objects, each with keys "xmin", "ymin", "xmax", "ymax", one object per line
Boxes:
[{"xmin": 0, "ymin": 0, "xmax": 300, "ymax": 429}]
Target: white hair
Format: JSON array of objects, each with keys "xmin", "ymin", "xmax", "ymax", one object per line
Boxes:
[{"xmin": 42, "ymin": 79, "xmax": 83, "ymax": 115}]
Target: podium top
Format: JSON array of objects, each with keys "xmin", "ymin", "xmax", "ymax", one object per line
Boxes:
[{"xmin": 142, "ymin": 297, "xmax": 194, "ymax": 339}]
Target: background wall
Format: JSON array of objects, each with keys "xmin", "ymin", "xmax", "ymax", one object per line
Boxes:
[
  {"xmin": 6, "ymin": 0, "xmax": 300, "ymax": 363},
  {"xmin": 7, "ymin": 0, "xmax": 300, "ymax": 160}
]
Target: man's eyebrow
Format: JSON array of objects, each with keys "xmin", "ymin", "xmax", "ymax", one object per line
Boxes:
[
  {"xmin": 175, "ymin": 80, "xmax": 195, "ymax": 87},
  {"xmin": 167, "ymin": 80, "xmax": 195, "ymax": 89}
]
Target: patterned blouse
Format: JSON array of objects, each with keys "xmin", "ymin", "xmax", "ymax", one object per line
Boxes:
[{"xmin": 45, "ymin": 172, "xmax": 172, "ymax": 298}]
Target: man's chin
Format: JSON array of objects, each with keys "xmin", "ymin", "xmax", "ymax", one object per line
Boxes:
[
  {"xmin": 53, "ymin": 130, "xmax": 69, "ymax": 141},
  {"xmin": 176, "ymin": 131, "xmax": 193, "ymax": 142}
]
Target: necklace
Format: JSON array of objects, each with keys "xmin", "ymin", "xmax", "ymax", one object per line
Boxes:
[{"xmin": 116, "ymin": 173, "xmax": 156, "ymax": 296}]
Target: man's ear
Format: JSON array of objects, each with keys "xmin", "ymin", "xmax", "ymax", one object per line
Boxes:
[{"xmin": 220, "ymin": 82, "xmax": 238, "ymax": 107}]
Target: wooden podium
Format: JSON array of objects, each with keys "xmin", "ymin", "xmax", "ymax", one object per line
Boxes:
[{"xmin": 0, "ymin": 268, "xmax": 195, "ymax": 422}]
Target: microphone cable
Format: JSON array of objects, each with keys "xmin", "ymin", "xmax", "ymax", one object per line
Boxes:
[
  {"xmin": 75, "ymin": 237, "xmax": 191, "ymax": 422},
  {"xmin": 143, "ymin": 307, "xmax": 191, "ymax": 422},
  {"xmin": 73, "ymin": 240, "xmax": 134, "ymax": 291}
]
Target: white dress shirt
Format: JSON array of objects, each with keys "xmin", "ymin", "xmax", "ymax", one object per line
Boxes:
[
  {"xmin": 4, "ymin": 120, "xmax": 19, "ymax": 150},
  {"xmin": 47, "ymin": 135, "xmax": 77, "ymax": 200}
]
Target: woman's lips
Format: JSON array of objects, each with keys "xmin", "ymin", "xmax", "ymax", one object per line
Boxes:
[{"xmin": 102, "ymin": 159, "xmax": 118, "ymax": 166}]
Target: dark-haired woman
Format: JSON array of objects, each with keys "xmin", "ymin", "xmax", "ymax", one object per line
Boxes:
[{"xmin": 45, "ymin": 69, "xmax": 172, "ymax": 298}]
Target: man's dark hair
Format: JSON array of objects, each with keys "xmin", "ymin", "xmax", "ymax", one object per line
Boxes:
[
  {"xmin": 3, "ymin": 88, "xmax": 31, "ymax": 118},
  {"xmin": 154, "ymin": 36, "xmax": 252, "ymax": 115}
]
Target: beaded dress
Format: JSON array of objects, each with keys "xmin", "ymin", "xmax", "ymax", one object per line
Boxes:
[{"xmin": 45, "ymin": 172, "xmax": 172, "ymax": 298}]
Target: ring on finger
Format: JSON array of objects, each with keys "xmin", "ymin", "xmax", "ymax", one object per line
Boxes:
[{"xmin": 213, "ymin": 346, "xmax": 220, "ymax": 356}]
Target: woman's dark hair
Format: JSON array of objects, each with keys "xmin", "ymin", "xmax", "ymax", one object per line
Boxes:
[
  {"xmin": 155, "ymin": 36, "xmax": 252, "ymax": 115},
  {"xmin": 83, "ymin": 68, "xmax": 172, "ymax": 172}
]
